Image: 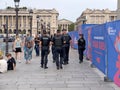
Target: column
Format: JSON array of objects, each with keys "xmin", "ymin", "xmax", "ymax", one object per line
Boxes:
[{"xmin": 21, "ymin": 16, "xmax": 23, "ymax": 29}]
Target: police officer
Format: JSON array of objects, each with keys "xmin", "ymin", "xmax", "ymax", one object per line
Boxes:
[
  {"xmin": 52, "ymin": 30, "xmax": 64, "ymax": 70},
  {"xmin": 78, "ymin": 34, "xmax": 86, "ymax": 63},
  {"xmin": 40, "ymin": 30, "xmax": 51, "ymax": 69},
  {"xmin": 62, "ymin": 29, "xmax": 71, "ymax": 65}
]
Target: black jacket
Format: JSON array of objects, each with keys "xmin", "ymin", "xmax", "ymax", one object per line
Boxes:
[{"xmin": 78, "ymin": 38, "xmax": 86, "ymax": 50}]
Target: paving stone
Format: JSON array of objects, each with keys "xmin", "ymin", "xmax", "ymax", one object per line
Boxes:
[{"xmin": 0, "ymin": 49, "xmax": 119, "ymax": 90}]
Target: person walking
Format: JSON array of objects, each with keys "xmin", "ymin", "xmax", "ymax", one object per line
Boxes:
[
  {"xmin": 34, "ymin": 34, "xmax": 40, "ymax": 56},
  {"xmin": 78, "ymin": 34, "xmax": 86, "ymax": 63},
  {"xmin": 24, "ymin": 34, "xmax": 34, "ymax": 64},
  {"xmin": 13, "ymin": 35, "xmax": 22, "ymax": 63},
  {"xmin": 52, "ymin": 30, "xmax": 64, "ymax": 70},
  {"xmin": 40, "ymin": 30, "xmax": 51, "ymax": 69},
  {"xmin": 62, "ymin": 29, "xmax": 71, "ymax": 65}
]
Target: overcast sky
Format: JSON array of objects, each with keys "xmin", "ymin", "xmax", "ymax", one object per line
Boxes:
[{"xmin": 0, "ymin": 0, "xmax": 117, "ymax": 22}]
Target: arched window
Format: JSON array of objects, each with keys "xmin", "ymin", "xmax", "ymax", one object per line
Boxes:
[
  {"xmin": 9, "ymin": 29, "xmax": 12, "ymax": 34},
  {"xmin": 28, "ymin": 29, "xmax": 31, "ymax": 33},
  {"xmin": 23, "ymin": 29, "xmax": 26, "ymax": 34},
  {"xmin": 14, "ymin": 29, "xmax": 16, "ymax": 34},
  {"xmin": 19, "ymin": 29, "xmax": 21, "ymax": 34},
  {"xmin": 0, "ymin": 29, "xmax": 2, "ymax": 34}
]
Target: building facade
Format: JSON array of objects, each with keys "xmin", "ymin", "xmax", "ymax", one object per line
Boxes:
[
  {"xmin": 75, "ymin": 8, "xmax": 117, "ymax": 30},
  {"xmin": 0, "ymin": 7, "xmax": 59, "ymax": 36},
  {"xmin": 117, "ymin": 0, "xmax": 120, "ymax": 20},
  {"xmin": 58, "ymin": 19, "xmax": 73, "ymax": 32}
]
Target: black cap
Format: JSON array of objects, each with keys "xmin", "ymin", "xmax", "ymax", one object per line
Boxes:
[
  {"xmin": 57, "ymin": 30, "xmax": 61, "ymax": 33},
  {"xmin": 43, "ymin": 30, "xmax": 47, "ymax": 34},
  {"xmin": 62, "ymin": 29, "xmax": 67, "ymax": 31}
]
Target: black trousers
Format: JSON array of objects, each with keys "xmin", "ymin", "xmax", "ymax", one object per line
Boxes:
[
  {"xmin": 78, "ymin": 48, "xmax": 84, "ymax": 62},
  {"xmin": 41, "ymin": 46, "xmax": 49, "ymax": 67},
  {"xmin": 55, "ymin": 47, "xmax": 63, "ymax": 67},
  {"xmin": 52, "ymin": 45, "xmax": 56, "ymax": 61},
  {"xmin": 63, "ymin": 44, "xmax": 70, "ymax": 63}
]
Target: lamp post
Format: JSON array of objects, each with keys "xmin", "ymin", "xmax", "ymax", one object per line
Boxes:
[
  {"xmin": 29, "ymin": 9, "xmax": 33, "ymax": 36},
  {"xmin": 36, "ymin": 15, "xmax": 39, "ymax": 34},
  {"xmin": 14, "ymin": 0, "xmax": 20, "ymax": 36},
  {"xmin": 3, "ymin": 16, "xmax": 8, "ymax": 55}
]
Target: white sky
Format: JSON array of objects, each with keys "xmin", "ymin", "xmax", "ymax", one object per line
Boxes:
[{"xmin": 0, "ymin": 0, "xmax": 117, "ymax": 22}]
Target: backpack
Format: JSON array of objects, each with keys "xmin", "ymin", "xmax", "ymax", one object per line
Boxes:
[{"xmin": 25, "ymin": 37, "xmax": 33, "ymax": 48}]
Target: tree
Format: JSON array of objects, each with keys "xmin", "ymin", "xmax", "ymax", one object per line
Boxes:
[
  {"xmin": 58, "ymin": 25, "xmax": 62, "ymax": 30},
  {"xmin": 68, "ymin": 23, "xmax": 75, "ymax": 31}
]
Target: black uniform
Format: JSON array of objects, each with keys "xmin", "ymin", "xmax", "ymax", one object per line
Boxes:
[
  {"xmin": 78, "ymin": 37, "xmax": 86, "ymax": 63},
  {"xmin": 52, "ymin": 35, "xmax": 64, "ymax": 70},
  {"xmin": 62, "ymin": 33, "xmax": 71, "ymax": 64},
  {"xmin": 40, "ymin": 35, "xmax": 51, "ymax": 69}
]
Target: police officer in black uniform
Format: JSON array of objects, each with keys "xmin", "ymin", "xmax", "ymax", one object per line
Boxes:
[
  {"xmin": 40, "ymin": 30, "xmax": 51, "ymax": 69},
  {"xmin": 78, "ymin": 34, "xmax": 86, "ymax": 63},
  {"xmin": 52, "ymin": 30, "xmax": 64, "ymax": 70},
  {"xmin": 62, "ymin": 29, "xmax": 71, "ymax": 65}
]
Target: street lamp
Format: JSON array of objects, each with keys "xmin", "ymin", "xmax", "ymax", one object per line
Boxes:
[
  {"xmin": 36, "ymin": 15, "xmax": 40, "ymax": 34},
  {"xmin": 14, "ymin": 0, "xmax": 20, "ymax": 36},
  {"xmin": 3, "ymin": 16, "xmax": 8, "ymax": 55},
  {"xmin": 29, "ymin": 9, "xmax": 33, "ymax": 36}
]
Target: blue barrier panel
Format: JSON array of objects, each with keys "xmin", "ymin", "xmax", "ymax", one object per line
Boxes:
[
  {"xmin": 68, "ymin": 31, "xmax": 79, "ymax": 49},
  {"xmin": 106, "ymin": 20, "xmax": 120, "ymax": 86},
  {"xmin": 78, "ymin": 24, "xmax": 97, "ymax": 59},
  {"xmin": 84, "ymin": 27, "xmax": 93, "ymax": 60},
  {"xmin": 78, "ymin": 24, "xmax": 97, "ymax": 35},
  {"xmin": 91, "ymin": 24, "xmax": 106, "ymax": 74}
]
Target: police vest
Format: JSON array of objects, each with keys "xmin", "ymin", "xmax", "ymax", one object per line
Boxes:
[
  {"xmin": 41, "ymin": 36, "xmax": 50, "ymax": 46},
  {"xmin": 54, "ymin": 35, "xmax": 63, "ymax": 47},
  {"xmin": 63, "ymin": 34, "xmax": 71, "ymax": 44}
]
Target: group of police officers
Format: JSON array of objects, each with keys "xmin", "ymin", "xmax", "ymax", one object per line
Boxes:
[{"xmin": 36, "ymin": 29, "xmax": 71, "ymax": 70}]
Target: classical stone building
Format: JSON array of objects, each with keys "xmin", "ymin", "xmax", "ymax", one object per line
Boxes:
[
  {"xmin": 58, "ymin": 19, "xmax": 73, "ymax": 32},
  {"xmin": 75, "ymin": 8, "xmax": 117, "ymax": 30},
  {"xmin": 0, "ymin": 7, "xmax": 59, "ymax": 35},
  {"xmin": 117, "ymin": 0, "xmax": 120, "ymax": 20}
]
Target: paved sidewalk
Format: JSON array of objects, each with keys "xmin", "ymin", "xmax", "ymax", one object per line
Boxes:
[{"xmin": 0, "ymin": 49, "xmax": 119, "ymax": 90}]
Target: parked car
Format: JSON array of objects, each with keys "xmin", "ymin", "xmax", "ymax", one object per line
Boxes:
[
  {"xmin": 3, "ymin": 37, "xmax": 15, "ymax": 42},
  {"xmin": 0, "ymin": 35, "xmax": 4, "ymax": 38}
]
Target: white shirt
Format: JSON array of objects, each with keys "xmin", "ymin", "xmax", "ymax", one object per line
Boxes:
[{"xmin": 0, "ymin": 59, "xmax": 7, "ymax": 73}]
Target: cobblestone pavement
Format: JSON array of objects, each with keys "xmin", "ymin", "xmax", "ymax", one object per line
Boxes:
[{"xmin": 0, "ymin": 48, "xmax": 119, "ymax": 90}]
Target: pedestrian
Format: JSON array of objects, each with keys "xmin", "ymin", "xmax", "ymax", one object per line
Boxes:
[
  {"xmin": 40, "ymin": 30, "xmax": 51, "ymax": 69},
  {"xmin": 62, "ymin": 29, "xmax": 71, "ymax": 65},
  {"xmin": 6, "ymin": 53, "xmax": 16, "ymax": 71},
  {"xmin": 24, "ymin": 33, "xmax": 34, "ymax": 64},
  {"xmin": 78, "ymin": 34, "xmax": 86, "ymax": 63},
  {"xmin": 13, "ymin": 35, "xmax": 22, "ymax": 63},
  {"xmin": 52, "ymin": 30, "xmax": 64, "ymax": 70},
  {"xmin": 34, "ymin": 34, "xmax": 40, "ymax": 56},
  {"xmin": 0, "ymin": 51, "xmax": 7, "ymax": 73}
]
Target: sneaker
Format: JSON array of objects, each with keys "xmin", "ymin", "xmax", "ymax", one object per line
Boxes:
[
  {"xmin": 18, "ymin": 60, "xmax": 21, "ymax": 63},
  {"xmin": 44, "ymin": 67, "xmax": 48, "ymax": 69},
  {"xmin": 60, "ymin": 66, "xmax": 63, "ymax": 69},
  {"xmin": 41, "ymin": 65, "xmax": 43, "ymax": 68},
  {"xmin": 57, "ymin": 67, "xmax": 59, "ymax": 70}
]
